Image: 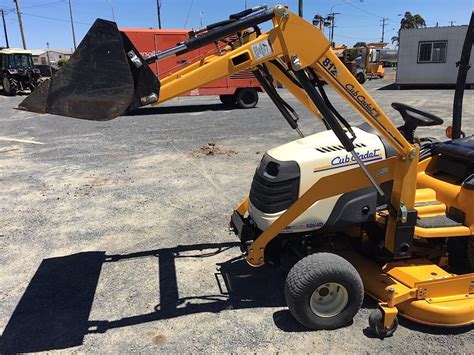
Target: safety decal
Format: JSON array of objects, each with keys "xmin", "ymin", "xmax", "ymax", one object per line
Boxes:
[{"xmin": 251, "ymin": 39, "xmax": 273, "ymax": 61}]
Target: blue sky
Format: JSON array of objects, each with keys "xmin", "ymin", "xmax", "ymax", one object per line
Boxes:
[{"xmin": 0, "ymin": 0, "xmax": 472, "ymax": 50}]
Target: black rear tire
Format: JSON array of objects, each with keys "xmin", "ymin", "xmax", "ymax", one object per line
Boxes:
[
  {"xmin": 3, "ymin": 76, "xmax": 17, "ymax": 96},
  {"xmin": 234, "ymin": 88, "xmax": 258, "ymax": 109},
  {"xmin": 219, "ymin": 94, "xmax": 235, "ymax": 107},
  {"xmin": 284, "ymin": 252, "xmax": 364, "ymax": 330},
  {"xmin": 356, "ymin": 72, "xmax": 366, "ymax": 84}
]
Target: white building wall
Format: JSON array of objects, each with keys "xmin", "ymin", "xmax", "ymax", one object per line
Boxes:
[{"xmin": 396, "ymin": 26, "xmax": 474, "ymax": 85}]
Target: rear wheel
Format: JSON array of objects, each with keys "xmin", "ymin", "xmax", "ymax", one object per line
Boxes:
[
  {"xmin": 3, "ymin": 76, "xmax": 17, "ymax": 96},
  {"xmin": 356, "ymin": 72, "xmax": 366, "ymax": 84},
  {"xmin": 284, "ymin": 252, "xmax": 364, "ymax": 329},
  {"xmin": 219, "ymin": 94, "xmax": 235, "ymax": 107},
  {"xmin": 234, "ymin": 88, "xmax": 258, "ymax": 109}
]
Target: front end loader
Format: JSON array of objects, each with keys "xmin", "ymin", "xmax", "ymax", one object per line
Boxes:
[{"xmin": 18, "ymin": 6, "xmax": 474, "ymax": 338}]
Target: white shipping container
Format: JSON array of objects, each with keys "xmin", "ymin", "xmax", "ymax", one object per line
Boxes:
[{"xmin": 396, "ymin": 25, "xmax": 474, "ymax": 86}]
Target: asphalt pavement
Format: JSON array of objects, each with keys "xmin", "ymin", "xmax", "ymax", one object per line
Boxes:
[{"xmin": 0, "ymin": 80, "xmax": 473, "ymax": 353}]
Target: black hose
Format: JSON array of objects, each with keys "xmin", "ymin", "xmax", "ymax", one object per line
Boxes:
[{"xmin": 308, "ymin": 68, "xmax": 355, "ymax": 138}]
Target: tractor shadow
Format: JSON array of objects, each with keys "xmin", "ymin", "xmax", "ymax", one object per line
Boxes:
[
  {"xmin": 127, "ymin": 103, "xmax": 236, "ymax": 116},
  {"xmin": 0, "ymin": 242, "xmax": 286, "ymax": 353}
]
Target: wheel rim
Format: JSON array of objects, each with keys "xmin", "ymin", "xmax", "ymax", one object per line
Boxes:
[{"xmin": 309, "ymin": 282, "xmax": 349, "ymax": 317}]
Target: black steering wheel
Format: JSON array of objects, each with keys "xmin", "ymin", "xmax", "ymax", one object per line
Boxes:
[{"xmin": 391, "ymin": 102, "xmax": 444, "ymax": 143}]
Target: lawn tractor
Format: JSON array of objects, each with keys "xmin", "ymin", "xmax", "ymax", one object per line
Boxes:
[
  {"xmin": 0, "ymin": 48, "xmax": 41, "ymax": 96},
  {"xmin": 19, "ymin": 6, "xmax": 474, "ymax": 337}
]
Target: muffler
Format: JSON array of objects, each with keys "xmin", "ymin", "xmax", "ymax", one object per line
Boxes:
[{"xmin": 18, "ymin": 19, "xmax": 159, "ymax": 121}]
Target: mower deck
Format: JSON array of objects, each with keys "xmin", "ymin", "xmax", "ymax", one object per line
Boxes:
[{"xmin": 343, "ymin": 251, "xmax": 474, "ymax": 327}]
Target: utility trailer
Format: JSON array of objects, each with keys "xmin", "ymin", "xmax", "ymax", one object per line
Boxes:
[{"xmin": 122, "ymin": 28, "xmax": 263, "ymax": 108}]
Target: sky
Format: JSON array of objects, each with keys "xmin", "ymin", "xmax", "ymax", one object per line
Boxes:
[{"xmin": 0, "ymin": 0, "xmax": 472, "ymax": 50}]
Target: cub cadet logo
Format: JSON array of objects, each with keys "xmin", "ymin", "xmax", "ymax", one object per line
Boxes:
[
  {"xmin": 345, "ymin": 84, "xmax": 380, "ymax": 118},
  {"xmin": 313, "ymin": 149, "xmax": 381, "ymax": 173}
]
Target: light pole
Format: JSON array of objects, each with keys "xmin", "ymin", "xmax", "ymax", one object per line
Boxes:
[
  {"xmin": 14, "ymin": 0, "xmax": 27, "ymax": 49},
  {"xmin": 106, "ymin": 0, "xmax": 115, "ymax": 22},
  {"xmin": 46, "ymin": 42, "xmax": 52, "ymax": 76},
  {"xmin": 1, "ymin": 9, "xmax": 9, "ymax": 48},
  {"xmin": 157, "ymin": 0, "xmax": 162, "ymax": 29},
  {"xmin": 68, "ymin": 0, "xmax": 77, "ymax": 51}
]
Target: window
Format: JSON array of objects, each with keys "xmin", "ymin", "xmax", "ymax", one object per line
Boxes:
[{"xmin": 418, "ymin": 41, "xmax": 447, "ymax": 63}]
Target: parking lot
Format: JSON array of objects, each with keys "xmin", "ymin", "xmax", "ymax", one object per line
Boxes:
[{"xmin": 1, "ymin": 80, "xmax": 473, "ymax": 353}]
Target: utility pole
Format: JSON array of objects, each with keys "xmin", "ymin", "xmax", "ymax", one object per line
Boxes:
[
  {"xmin": 13, "ymin": 0, "xmax": 27, "ymax": 49},
  {"xmin": 328, "ymin": 12, "xmax": 339, "ymax": 46},
  {"xmin": 157, "ymin": 0, "xmax": 162, "ymax": 29},
  {"xmin": 68, "ymin": 0, "xmax": 77, "ymax": 51},
  {"xmin": 1, "ymin": 10, "xmax": 9, "ymax": 48},
  {"xmin": 46, "ymin": 42, "xmax": 52, "ymax": 76},
  {"xmin": 380, "ymin": 17, "xmax": 388, "ymax": 43},
  {"xmin": 298, "ymin": 0, "xmax": 303, "ymax": 17}
]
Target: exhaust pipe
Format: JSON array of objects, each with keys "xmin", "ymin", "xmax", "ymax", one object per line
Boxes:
[{"xmin": 18, "ymin": 19, "xmax": 160, "ymax": 121}]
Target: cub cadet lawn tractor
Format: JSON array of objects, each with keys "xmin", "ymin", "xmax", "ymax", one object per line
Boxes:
[
  {"xmin": 19, "ymin": 6, "xmax": 474, "ymax": 337},
  {"xmin": 0, "ymin": 48, "xmax": 41, "ymax": 96}
]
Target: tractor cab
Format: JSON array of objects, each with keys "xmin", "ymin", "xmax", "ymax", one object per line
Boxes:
[{"xmin": 0, "ymin": 48, "xmax": 41, "ymax": 96}]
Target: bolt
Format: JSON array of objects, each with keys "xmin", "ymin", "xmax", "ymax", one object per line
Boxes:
[
  {"xmin": 291, "ymin": 54, "xmax": 302, "ymax": 70},
  {"xmin": 319, "ymin": 297, "xmax": 323, "ymax": 301},
  {"xmin": 387, "ymin": 287, "xmax": 395, "ymax": 293},
  {"xmin": 275, "ymin": 5, "xmax": 289, "ymax": 18},
  {"xmin": 408, "ymin": 148, "xmax": 417, "ymax": 160}
]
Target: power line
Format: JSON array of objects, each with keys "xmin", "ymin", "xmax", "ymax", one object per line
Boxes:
[
  {"xmin": 22, "ymin": 1, "xmax": 66, "ymax": 10},
  {"xmin": 21, "ymin": 11, "xmax": 91, "ymax": 26}
]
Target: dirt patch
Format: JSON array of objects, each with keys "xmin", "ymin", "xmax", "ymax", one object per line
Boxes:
[
  {"xmin": 147, "ymin": 333, "xmax": 167, "ymax": 345},
  {"xmin": 192, "ymin": 142, "xmax": 238, "ymax": 158}
]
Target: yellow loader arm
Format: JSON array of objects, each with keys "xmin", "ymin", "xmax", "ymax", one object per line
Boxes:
[
  {"xmin": 19, "ymin": 5, "xmax": 417, "ymax": 263},
  {"xmin": 150, "ymin": 5, "xmax": 416, "ymax": 264}
]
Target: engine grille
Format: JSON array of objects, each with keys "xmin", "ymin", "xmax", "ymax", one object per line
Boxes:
[{"xmin": 249, "ymin": 154, "xmax": 300, "ymax": 214}]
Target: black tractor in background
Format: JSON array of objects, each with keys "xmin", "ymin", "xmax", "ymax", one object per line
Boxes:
[{"xmin": 0, "ymin": 48, "xmax": 41, "ymax": 96}]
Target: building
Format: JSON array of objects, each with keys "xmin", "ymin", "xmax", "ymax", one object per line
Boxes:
[
  {"xmin": 396, "ymin": 25, "xmax": 473, "ymax": 87},
  {"xmin": 30, "ymin": 49, "xmax": 73, "ymax": 67}
]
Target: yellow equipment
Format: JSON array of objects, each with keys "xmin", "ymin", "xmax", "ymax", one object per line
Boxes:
[{"xmin": 19, "ymin": 6, "xmax": 474, "ymax": 337}]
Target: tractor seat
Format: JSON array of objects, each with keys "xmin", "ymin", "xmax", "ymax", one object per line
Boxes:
[{"xmin": 434, "ymin": 136, "xmax": 474, "ymax": 163}]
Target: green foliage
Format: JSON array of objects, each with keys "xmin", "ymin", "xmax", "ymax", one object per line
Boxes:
[
  {"xmin": 345, "ymin": 48, "xmax": 361, "ymax": 61},
  {"xmin": 57, "ymin": 58, "xmax": 70, "ymax": 67},
  {"xmin": 392, "ymin": 11, "xmax": 426, "ymax": 46},
  {"xmin": 353, "ymin": 41, "xmax": 367, "ymax": 48}
]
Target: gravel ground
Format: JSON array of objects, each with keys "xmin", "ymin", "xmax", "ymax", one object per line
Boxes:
[{"xmin": 0, "ymin": 79, "xmax": 473, "ymax": 353}]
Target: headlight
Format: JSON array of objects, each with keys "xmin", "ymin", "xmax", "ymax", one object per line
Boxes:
[{"xmin": 7, "ymin": 69, "xmax": 17, "ymax": 74}]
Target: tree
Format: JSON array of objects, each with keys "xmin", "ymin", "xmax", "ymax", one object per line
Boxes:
[
  {"xmin": 392, "ymin": 11, "xmax": 426, "ymax": 46},
  {"xmin": 353, "ymin": 41, "xmax": 367, "ymax": 48}
]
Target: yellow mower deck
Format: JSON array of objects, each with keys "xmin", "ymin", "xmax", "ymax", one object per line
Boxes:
[{"xmin": 343, "ymin": 252, "xmax": 474, "ymax": 327}]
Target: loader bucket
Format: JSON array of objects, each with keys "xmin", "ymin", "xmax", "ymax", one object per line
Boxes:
[{"xmin": 19, "ymin": 19, "xmax": 159, "ymax": 121}]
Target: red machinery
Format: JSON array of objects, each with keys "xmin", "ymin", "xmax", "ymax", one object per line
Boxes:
[{"xmin": 122, "ymin": 28, "xmax": 263, "ymax": 108}]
